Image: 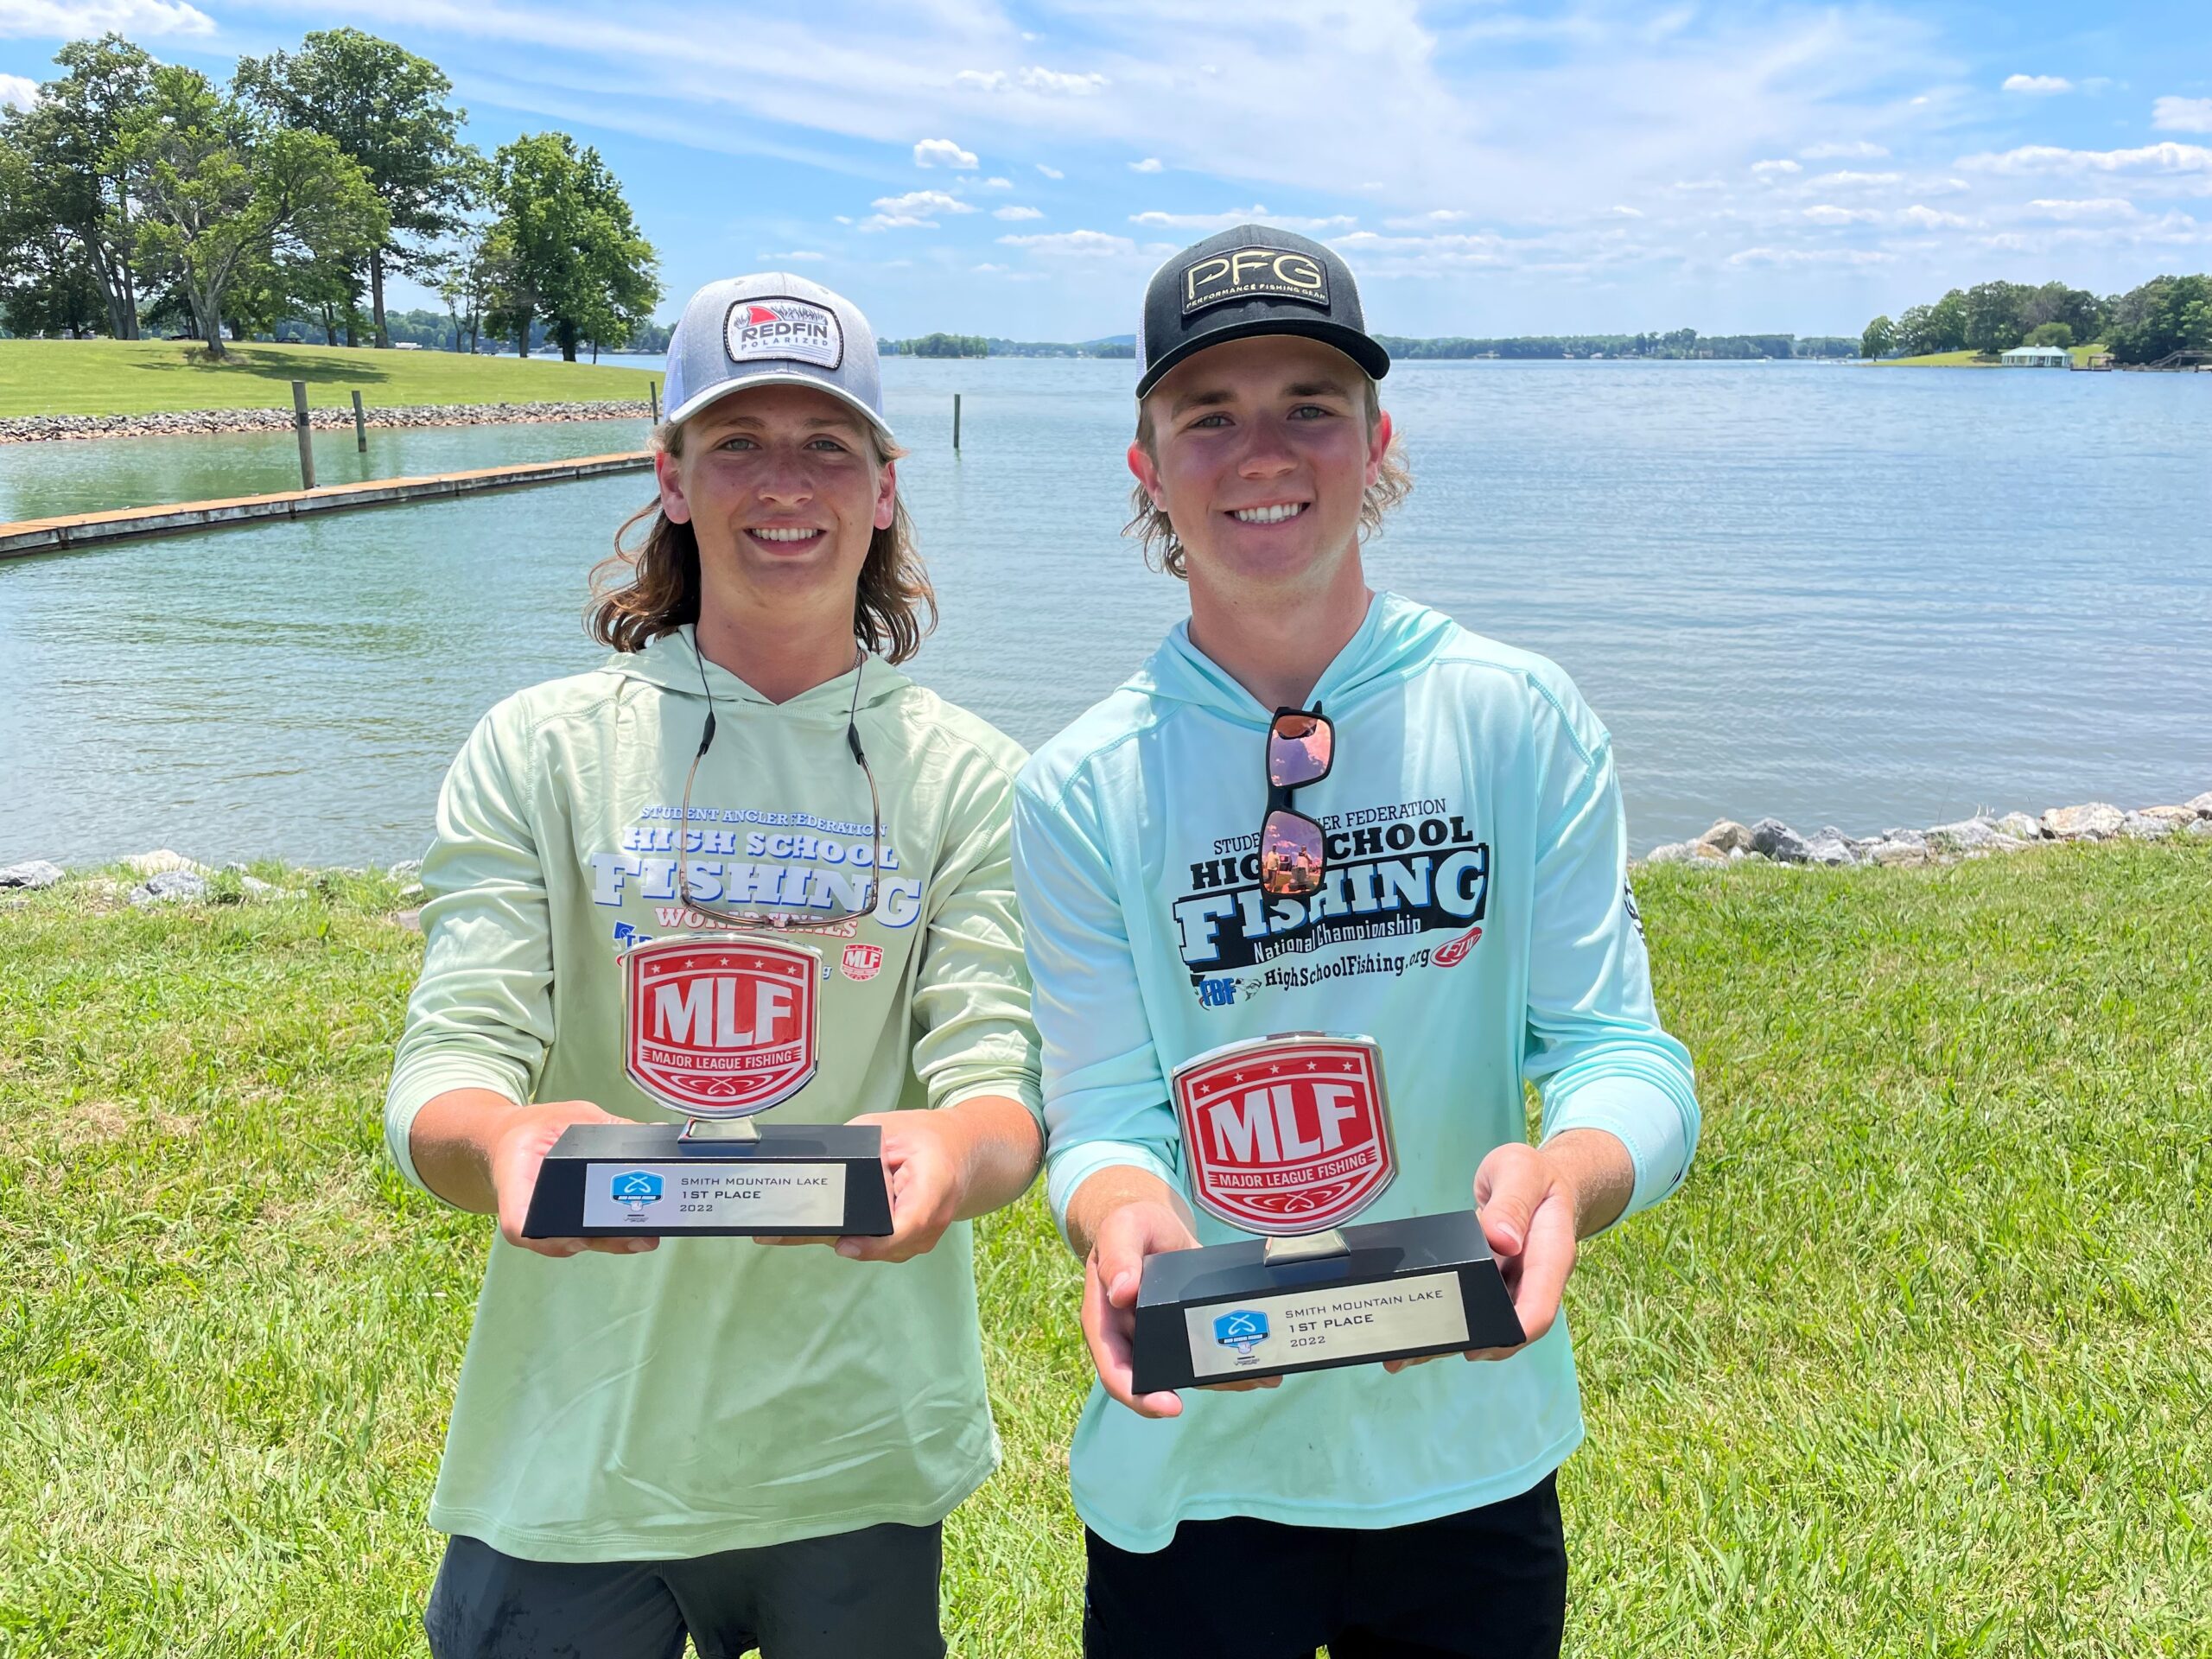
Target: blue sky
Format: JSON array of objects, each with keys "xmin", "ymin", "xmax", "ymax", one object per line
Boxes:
[{"xmin": 4, "ymin": 0, "xmax": 2210, "ymax": 339}]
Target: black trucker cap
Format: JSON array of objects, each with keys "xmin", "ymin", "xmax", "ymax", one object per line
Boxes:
[{"xmin": 1136, "ymin": 225, "xmax": 1391, "ymax": 399}]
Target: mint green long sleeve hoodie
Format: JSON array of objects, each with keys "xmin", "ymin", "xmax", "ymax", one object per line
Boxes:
[
  {"xmin": 385, "ymin": 627, "xmax": 1041, "ymax": 1562},
  {"xmin": 1012, "ymin": 592, "xmax": 1699, "ymax": 1552}
]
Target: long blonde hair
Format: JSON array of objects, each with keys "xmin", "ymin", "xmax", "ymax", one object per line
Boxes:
[{"xmin": 589, "ymin": 417, "xmax": 938, "ymax": 663}]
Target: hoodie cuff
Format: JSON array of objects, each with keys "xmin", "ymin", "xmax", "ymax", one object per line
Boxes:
[{"xmin": 1046, "ymin": 1140, "xmax": 1181, "ymax": 1246}]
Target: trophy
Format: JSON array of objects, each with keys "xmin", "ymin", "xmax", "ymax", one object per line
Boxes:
[
  {"xmin": 523, "ymin": 936, "xmax": 891, "ymax": 1239},
  {"xmin": 1129, "ymin": 1033, "xmax": 1525, "ymax": 1394}
]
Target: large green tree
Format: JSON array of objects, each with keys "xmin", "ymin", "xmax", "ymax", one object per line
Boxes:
[
  {"xmin": 2105, "ymin": 273, "xmax": 2212, "ymax": 364},
  {"xmin": 234, "ymin": 29, "xmax": 474, "ymax": 351},
  {"xmin": 1859, "ymin": 315, "xmax": 1896, "ymax": 360},
  {"xmin": 124, "ymin": 65, "xmax": 387, "ymax": 359},
  {"xmin": 3, "ymin": 35, "xmax": 156, "ymax": 338},
  {"xmin": 0, "ymin": 115, "xmax": 105, "ymax": 337},
  {"xmin": 487, "ymin": 131, "xmax": 658, "ymax": 360}
]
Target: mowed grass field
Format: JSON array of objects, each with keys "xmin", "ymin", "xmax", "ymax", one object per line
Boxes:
[
  {"xmin": 2, "ymin": 845, "xmax": 2208, "ymax": 1656},
  {"xmin": 0, "ymin": 339, "xmax": 656, "ymax": 419}
]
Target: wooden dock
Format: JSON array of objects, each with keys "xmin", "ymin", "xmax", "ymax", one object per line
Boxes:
[{"xmin": 0, "ymin": 450, "xmax": 652, "ymax": 560}]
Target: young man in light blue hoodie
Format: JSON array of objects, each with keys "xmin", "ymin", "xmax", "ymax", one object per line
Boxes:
[{"xmin": 1010, "ymin": 226, "xmax": 1700, "ymax": 1657}]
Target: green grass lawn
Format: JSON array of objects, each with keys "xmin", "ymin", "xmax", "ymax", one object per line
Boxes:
[
  {"xmin": 3, "ymin": 845, "xmax": 2208, "ymax": 1656},
  {"xmin": 0, "ymin": 339, "xmax": 658, "ymax": 419},
  {"xmin": 1877, "ymin": 346, "xmax": 2107, "ymax": 369}
]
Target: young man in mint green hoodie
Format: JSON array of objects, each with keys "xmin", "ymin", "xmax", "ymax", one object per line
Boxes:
[
  {"xmin": 1012, "ymin": 227, "xmax": 1700, "ymax": 1656},
  {"xmin": 386, "ymin": 273, "xmax": 1042, "ymax": 1658}
]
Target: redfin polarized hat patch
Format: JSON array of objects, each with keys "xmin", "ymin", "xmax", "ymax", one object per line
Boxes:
[
  {"xmin": 1137, "ymin": 225, "xmax": 1390, "ymax": 398},
  {"xmin": 664, "ymin": 271, "xmax": 891, "ymax": 442}
]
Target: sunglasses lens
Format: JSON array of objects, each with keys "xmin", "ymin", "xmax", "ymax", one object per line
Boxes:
[
  {"xmin": 1261, "ymin": 810, "xmax": 1325, "ymax": 895},
  {"xmin": 1268, "ymin": 713, "xmax": 1332, "ymax": 787}
]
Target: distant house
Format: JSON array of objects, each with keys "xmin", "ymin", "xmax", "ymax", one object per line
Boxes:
[{"xmin": 1999, "ymin": 345, "xmax": 2069, "ymax": 368}]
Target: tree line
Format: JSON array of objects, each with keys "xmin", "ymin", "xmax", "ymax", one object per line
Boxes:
[
  {"xmin": 1377, "ymin": 331, "xmax": 1859, "ymax": 359},
  {"xmin": 0, "ymin": 30, "xmax": 659, "ymax": 362},
  {"xmin": 1860, "ymin": 275, "xmax": 2212, "ymax": 365}
]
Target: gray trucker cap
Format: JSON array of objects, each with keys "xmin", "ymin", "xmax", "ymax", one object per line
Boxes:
[{"xmin": 661, "ymin": 272, "xmax": 893, "ymax": 443}]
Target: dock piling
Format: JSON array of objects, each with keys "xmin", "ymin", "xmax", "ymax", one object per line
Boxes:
[
  {"xmin": 649, "ymin": 378, "xmax": 660, "ymax": 423},
  {"xmin": 351, "ymin": 390, "xmax": 367, "ymax": 453},
  {"xmin": 290, "ymin": 382, "xmax": 315, "ymax": 490},
  {"xmin": 953, "ymin": 393, "xmax": 962, "ymax": 451}
]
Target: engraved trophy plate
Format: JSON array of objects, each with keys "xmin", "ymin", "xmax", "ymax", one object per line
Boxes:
[{"xmin": 1131, "ymin": 1033, "xmax": 1522, "ymax": 1392}]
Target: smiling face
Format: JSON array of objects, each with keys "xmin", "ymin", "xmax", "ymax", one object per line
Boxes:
[
  {"xmin": 653, "ymin": 382, "xmax": 898, "ymax": 625},
  {"xmin": 1129, "ymin": 334, "xmax": 1393, "ymax": 603}
]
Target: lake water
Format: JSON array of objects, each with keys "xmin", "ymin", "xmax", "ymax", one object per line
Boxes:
[{"xmin": 3, "ymin": 358, "xmax": 2208, "ymax": 866}]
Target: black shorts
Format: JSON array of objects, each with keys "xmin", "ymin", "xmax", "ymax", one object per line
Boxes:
[
  {"xmin": 1082, "ymin": 1473, "xmax": 1567, "ymax": 1659},
  {"xmin": 423, "ymin": 1522, "xmax": 944, "ymax": 1659}
]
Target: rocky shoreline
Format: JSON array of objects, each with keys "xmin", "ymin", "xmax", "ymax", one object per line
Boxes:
[
  {"xmin": 0, "ymin": 401, "xmax": 652, "ymax": 445},
  {"xmin": 1642, "ymin": 793, "xmax": 2212, "ymax": 868},
  {"xmin": 0, "ymin": 849, "xmax": 423, "ymax": 908},
  {"xmin": 3, "ymin": 796, "xmax": 2209, "ymax": 906}
]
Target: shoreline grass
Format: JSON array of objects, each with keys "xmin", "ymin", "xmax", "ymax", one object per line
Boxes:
[
  {"xmin": 0, "ymin": 340, "xmax": 655, "ymax": 420},
  {"xmin": 3, "ymin": 846, "xmax": 2208, "ymax": 1655}
]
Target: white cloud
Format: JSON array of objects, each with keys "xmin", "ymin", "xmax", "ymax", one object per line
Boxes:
[
  {"xmin": 1802, "ymin": 204, "xmax": 1878, "ymax": 224},
  {"xmin": 1900, "ymin": 205, "xmax": 1974, "ymax": 228},
  {"xmin": 1020, "ymin": 67, "xmax": 1108, "ymax": 95},
  {"xmin": 956, "ymin": 66, "xmax": 1108, "ymax": 96},
  {"xmin": 2002, "ymin": 74, "xmax": 2072, "ymax": 96},
  {"xmin": 1801, "ymin": 140, "xmax": 1889, "ymax": 160},
  {"xmin": 1728, "ymin": 246, "xmax": 1893, "ymax": 265},
  {"xmin": 1129, "ymin": 204, "xmax": 1354, "ymax": 232},
  {"xmin": 862, "ymin": 188, "xmax": 976, "ymax": 230},
  {"xmin": 1382, "ymin": 208, "xmax": 1470, "ymax": 228},
  {"xmin": 1611, "ymin": 204, "xmax": 1644, "ymax": 217},
  {"xmin": 994, "ymin": 204, "xmax": 1043, "ymax": 219},
  {"xmin": 1958, "ymin": 141, "xmax": 2212, "ymax": 178},
  {"xmin": 1035, "ymin": 163, "xmax": 1064, "ymax": 180},
  {"xmin": 2153, "ymin": 97, "xmax": 2212, "ymax": 134},
  {"xmin": 913, "ymin": 138, "xmax": 977, "ymax": 169},
  {"xmin": 998, "ymin": 228, "xmax": 1138, "ymax": 255},
  {"xmin": 1128, "ymin": 156, "xmax": 1163, "ymax": 173},
  {"xmin": 2023, "ymin": 197, "xmax": 2139, "ymax": 219},
  {"xmin": 0, "ymin": 71, "xmax": 35, "ymax": 108},
  {"xmin": 971, "ymin": 262, "xmax": 1008, "ymax": 272},
  {"xmin": 758, "ymin": 249, "xmax": 828, "ymax": 262},
  {"xmin": 1751, "ymin": 158, "xmax": 1802, "ymax": 177},
  {"xmin": 982, "ymin": 176, "xmax": 1012, "ymax": 189},
  {"xmin": 0, "ymin": 0, "xmax": 210, "ymax": 37},
  {"xmin": 1809, "ymin": 170, "xmax": 1901, "ymax": 188},
  {"xmin": 874, "ymin": 189, "xmax": 973, "ymax": 214}
]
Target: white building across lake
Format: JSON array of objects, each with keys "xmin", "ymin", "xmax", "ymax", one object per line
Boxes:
[{"xmin": 2000, "ymin": 345, "xmax": 2070, "ymax": 368}]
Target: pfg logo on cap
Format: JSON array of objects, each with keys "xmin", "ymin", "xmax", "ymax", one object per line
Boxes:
[
  {"xmin": 725, "ymin": 297, "xmax": 843, "ymax": 370},
  {"xmin": 1181, "ymin": 247, "xmax": 1329, "ymax": 317}
]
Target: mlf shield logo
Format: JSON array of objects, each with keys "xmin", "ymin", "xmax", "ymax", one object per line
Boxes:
[
  {"xmin": 1173, "ymin": 1033, "xmax": 1395, "ymax": 1235},
  {"xmin": 724, "ymin": 297, "xmax": 843, "ymax": 369},
  {"xmin": 840, "ymin": 943, "xmax": 884, "ymax": 982},
  {"xmin": 1213, "ymin": 1309, "xmax": 1270, "ymax": 1363},
  {"xmin": 624, "ymin": 936, "xmax": 820, "ymax": 1117}
]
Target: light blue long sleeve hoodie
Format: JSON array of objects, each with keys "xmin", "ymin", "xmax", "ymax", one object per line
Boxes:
[{"xmin": 1011, "ymin": 590, "xmax": 1699, "ymax": 1553}]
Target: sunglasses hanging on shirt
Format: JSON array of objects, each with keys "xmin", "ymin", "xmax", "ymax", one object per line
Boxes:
[{"xmin": 1260, "ymin": 706, "xmax": 1332, "ymax": 898}]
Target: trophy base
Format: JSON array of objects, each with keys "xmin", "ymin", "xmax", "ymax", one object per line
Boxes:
[
  {"xmin": 521, "ymin": 1122, "xmax": 892, "ymax": 1239},
  {"xmin": 1130, "ymin": 1210, "xmax": 1524, "ymax": 1394}
]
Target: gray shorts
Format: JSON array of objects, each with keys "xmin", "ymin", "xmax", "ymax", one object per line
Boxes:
[{"xmin": 424, "ymin": 1522, "xmax": 944, "ymax": 1659}]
